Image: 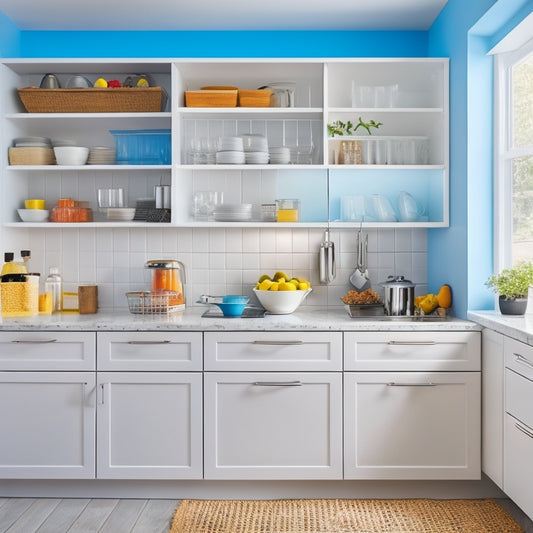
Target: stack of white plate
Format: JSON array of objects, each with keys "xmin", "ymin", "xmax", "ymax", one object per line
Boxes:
[
  {"xmin": 269, "ymin": 146, "xmax": 291, "ymax": 164},
  {"xmin": 13, "ymin": 136, "xmax": 52, "ymax": 148},
  {"xmin": 87, "ymin": 147, "xmax": 116, "ymax": 165},
  {"xmin": 213, "ymin": 203, "xmax": 253, "ymax": 222},
  {"xmin": 106, "ymin": 207, "xmax": 136, "ymax": 221},
  {"xmin": 245, "ymin": 151, "xmax": 270, "ymax": 164},
  {"xmin": 216, "ymin": 137, "xmax": 245, "ymax": 165},
  {"xmin": 52, "ymin": 139, "xmax": 77, "ymax": 147}
]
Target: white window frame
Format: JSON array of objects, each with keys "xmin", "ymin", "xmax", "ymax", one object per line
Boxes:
[{"xmin": 494, "ymin": 36, "xmax": 533, "ymax": 271}]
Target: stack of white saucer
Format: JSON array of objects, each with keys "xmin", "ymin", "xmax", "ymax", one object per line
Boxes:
[
  {"xmin": 213, "ymin": 203, "xmax": 253, "ymax": 222},
  {"xmin": 216, "ymin": 137, "xmax": 245, "ymax": 165},
  {"xmin": 87, "ymin": 147, "xmax": 116, "ymax": 165},
  {"xmin": 241, "ymin": 134, "xmax": 269, "ymax": 164},
  {"xmin": 269, "ymin": 146, "xmax": 291, "ymax": 164}
]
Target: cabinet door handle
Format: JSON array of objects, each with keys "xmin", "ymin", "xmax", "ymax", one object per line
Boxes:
[
  {"xmin": 253, "ymin": 381, "xmax": 302, "ymax": 387},
  {"xmin": 252, "ymin": 340, "xmax": 303, "ymax": 345},
  {"xmin": 388, "ymin": 340, "xmax": 436, "ymax": 346},
  {"xmin": 515, "ymin": 421, "xmax": 533, "ymax": 440},
  {"xmin": 127, "ymin": 340, "xmax": 171, "ymax": 345},
  {"xmin": 514, "ymin": 353, "xmax": 533, "ymax": 369},
  {"xmin": 386, "ymin": 382, "xmax": 436, "ymax": 387},
  {"xmin": 11, "ymin": 338, "xmax": 57, "ymax": 343}
]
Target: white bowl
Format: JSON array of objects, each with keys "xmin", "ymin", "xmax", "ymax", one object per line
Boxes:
[
  {"xmin": 106, "ymin": 208, "xmax": 136, "ymax": 221},
  {"xmin": 53, "ymin": 146, "xmax": 89, "ymax": 166},
  {"xmin": 253, "ymin": 288, "xmax": 311, "ymax": 314},
  {"xmin": 17, "ymin": 209, "xmax": 49, "ymax": 222}
]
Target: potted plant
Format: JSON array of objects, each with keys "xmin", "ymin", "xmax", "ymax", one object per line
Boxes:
[
  {"xmin": 327, "ymin": 117, "xmax": 383, "ymax": 137},
  {"xmin": 485, "ymin": 261, "xmax": 533, "ymax": 315}
]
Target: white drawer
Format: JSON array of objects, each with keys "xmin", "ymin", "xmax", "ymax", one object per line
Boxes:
[
  {"xmin": 204, "ymin": 332, "xmax": 342, "ymax": 371},
  {"xmin": 0, "ymin": 331, "xmax": 95, "ymax": 370},
  {"xmin": 344, "ymin": 331, "xmax": 480, "ymax": 371},
  {"xmin": 504, "ymin": 413, "xmax": 533, "ymax": 520},
  {"xmin": 505, "ymin": 336, "xmax": 533, "ymax": 381},
  {"xmin": 505, "ymin": 367, "xmax": 533, "ymax": 428},
  {"xmin": 97, "ymin": 332, "xmax": 202, "ymax": 371}
]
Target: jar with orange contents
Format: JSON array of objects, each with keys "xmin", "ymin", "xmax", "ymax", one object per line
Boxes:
[{"xmin": 145, "ymin": 259, "xmax": 186, "ymax": 308}]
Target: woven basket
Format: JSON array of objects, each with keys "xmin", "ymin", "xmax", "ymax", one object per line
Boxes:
[
  {"xmin": 8, "ymin": 147, "xmax": 56, "ymax": 165},
  {"xmin": 17, "ymin": 87, "xmax": 163, "ymax": 113}
]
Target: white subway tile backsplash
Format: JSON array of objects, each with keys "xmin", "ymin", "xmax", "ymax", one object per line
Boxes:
[{"xmin": 19, "ymin": 226, "xmax": 426, "ymax": 309}]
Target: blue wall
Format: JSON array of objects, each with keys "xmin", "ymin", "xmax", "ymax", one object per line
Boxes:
[
  {"xmin": 0, "ymin": 11, "xmax": 20, "ymax": 57},
  {"xmin": 428, "ymin": 0, "xmax": 533, "ymax": 317},
  {"xmin": 17, "ymin": 30, "xmax": 427, "ymax": 59}
]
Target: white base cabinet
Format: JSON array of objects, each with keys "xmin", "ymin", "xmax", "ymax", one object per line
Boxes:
[
  {"xmin": 97, "ymin": 372, "xmax": 203, "ymax": 479},
  {"xmin": 204, "ymin": 372, "xmax": 343, "ymax": 479},
  {"xmin": 344, "ymin": 371, "xmax": 480, "ymax": 479},
  {"xmin": 0, "ymin": 371, "xmax": 96, "ymax": 479}
]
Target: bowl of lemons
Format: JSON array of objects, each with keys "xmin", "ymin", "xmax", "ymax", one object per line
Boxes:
[{"xmin": 253, "ymin": 271, "xmax": 312, "ymax": 314}]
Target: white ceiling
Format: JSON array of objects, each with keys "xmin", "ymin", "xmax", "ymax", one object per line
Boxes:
[{"xmin": 0, "ymin": 0, "xmax": 449, "ymax": 31}]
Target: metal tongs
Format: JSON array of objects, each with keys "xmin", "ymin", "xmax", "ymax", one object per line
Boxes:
[
  {"xmin": 349, "ymin": 225, "xmax": 371, "ymax": 291},
  {"xmin": 319, "ymin": 229, "xmax": 336, "ymax": 284}
]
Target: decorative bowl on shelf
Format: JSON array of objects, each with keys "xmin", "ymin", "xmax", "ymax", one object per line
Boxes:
[
  {"xmin": 17, "ymin": 209, "xmax": 49, "ymax": 222},
  {"xmin": 53, "ymin": 146, "xmax": 89, "ymax": 166},
  {"xmin": 253, "ymin": 288, "xmax": 311, "ymax": 314}
]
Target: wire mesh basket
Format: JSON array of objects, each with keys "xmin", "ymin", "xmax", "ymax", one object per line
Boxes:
[{"xmin": 126, "ymin": 290, "xmax": 184, "ymax": 314}]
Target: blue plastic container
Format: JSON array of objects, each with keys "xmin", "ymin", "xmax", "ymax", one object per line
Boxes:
[{"xmin": 110, "ymin": 129, "xmax": 171, "ymax": 165}]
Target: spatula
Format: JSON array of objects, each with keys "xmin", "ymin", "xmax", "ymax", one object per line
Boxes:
[{"xmin": 349, "ymin": 229, "xmax": 371, "ymax": 291}]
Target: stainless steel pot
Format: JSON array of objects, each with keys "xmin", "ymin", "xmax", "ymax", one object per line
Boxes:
[{"xmin": 379, "ymin": 275, "xmax": 416, "ymax": 316}]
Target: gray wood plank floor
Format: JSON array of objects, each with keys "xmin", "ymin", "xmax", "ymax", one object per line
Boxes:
[
  {"xmin": 0, "ymin": 497, "xmax": 531, "ymax": 532},
  {"xmin": 0, "ymin": 499, "xmax": 179, "ymax": 533}
]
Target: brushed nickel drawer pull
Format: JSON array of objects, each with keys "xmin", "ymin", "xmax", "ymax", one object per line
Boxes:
[
  {"xmin": 388, "ymin": 340, "xmax": 436, "ymax": 346},
  {"xmin": 514, "ymin": 353, "xmax": 533, "ymax": 369},
  {"xmin": 253, "ymin": 381, "xmax": 302, "ymax": 387},
  {"xmin": 252, "ymin": 340, "xmax": 304, "ymax": 346},
  {"xmin": 515, "ymin": 422, "xmax": 533, "ymax": 439},
  {"xmin": 386, "ymin": 382, "xmax": 436, "ymax": 387},
  {"xmin": 11, "ymin": 338, "xmax": 57, "ymax": 344},
  {"xmin": 127, "ymin": 340, "xmax": 171, "ymax": 345}
]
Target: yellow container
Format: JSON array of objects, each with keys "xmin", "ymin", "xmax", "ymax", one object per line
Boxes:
[
  {"xmin": 25, "ymin": 198, "xmax": 45, "ymax": 209},
  {"xmin": 276, "ymin": 199, "xmax": 300, "ymax": 222},
  {"xmin": 1, "ymin": 281, "xmax": 39, "ymax": 317},
  {"xmin": 39, "ymin": 292, "xmax": 53, "ymax": 314}
]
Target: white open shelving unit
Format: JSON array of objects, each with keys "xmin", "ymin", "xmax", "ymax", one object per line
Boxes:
[{"xmin": 1, "ymin": 57, "xmax": 448, "ymax": 229}]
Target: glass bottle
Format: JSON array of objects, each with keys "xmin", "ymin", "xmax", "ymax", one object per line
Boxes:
[{"xmin": 45, "ymin": 267, "xmax": 63, "ymax": 312}]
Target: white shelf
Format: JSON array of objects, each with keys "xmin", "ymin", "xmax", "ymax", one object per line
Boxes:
[{"xmin": 1, "ymin": 57, "xmax": 449, "ymax": 229}]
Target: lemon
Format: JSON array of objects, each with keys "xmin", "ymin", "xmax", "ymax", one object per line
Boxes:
[
  {"xmin": 279, "ymin": 282, "xmax": 296, "ymax": 291},
  {"xmin": 258, "ymin": 279, "xmax": 274, "ymax": 291},
  {"xmin": 136, "ymin": 78, "xmax": 149, "ymax": 87},
  {"xmin": 273, "ymin": 271, "xmax": 289, "ymax": 282},
  {"xmin": 258, "ymin": 274, "xmax": 271, "ymax": 283},
  {"xmin": 298, "ymin": 282, "xmax": 310, "ymax": 290},
  {"xmin": 94, "ymin": 77, "xmax": 108, "ymax": 87},
  {"xmin": 288, "ymin": 279, "xmax": 299, "ymax": 289},
  {"xmin": 269, "ymin": 282, "xmax": 279, "ymax": 291}
]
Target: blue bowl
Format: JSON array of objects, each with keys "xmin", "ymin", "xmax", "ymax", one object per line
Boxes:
[{"xmin": 214, "ymin": 295, "xmax": 249, "ymax": 316}]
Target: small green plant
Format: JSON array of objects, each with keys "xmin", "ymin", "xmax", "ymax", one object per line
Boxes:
[
  {"xmin": 485, "ymin": 261, "xmax": 533, "ymax": 300},
  {"xmin": 327, "ymin": 117, "xmax": 383, "ymax": 137}
]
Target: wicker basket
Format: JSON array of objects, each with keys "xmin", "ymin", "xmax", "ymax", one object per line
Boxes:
[
  {"xmin": 8, "ymin": 147, "xmax": 56, "ymax": 165},
  {"xmin": 17, "ymin": 87, "xmax": 163, "ymax": 113}
]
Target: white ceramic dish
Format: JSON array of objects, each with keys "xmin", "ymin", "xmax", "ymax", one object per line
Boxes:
[
  {"xmin": 253, "ymin": 288, "xmax": 312, "ymax": 314},
  {"xmin": 53, "ymin": 146, "xmax": 89, "ymax": 166},
  {"xmin": 17, "ymin": 209, "xmax": 49, "ymax": 222},
  {"xmin": 106, "ymin": 208, "xmax": 136, "ymax": 221}
]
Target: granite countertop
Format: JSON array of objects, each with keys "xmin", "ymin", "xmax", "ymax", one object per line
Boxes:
[
  {"xmin": 468, "ymin": 310, "xmax": 533, "ymax": 345},
  {"xmin": 0, "ymin": 306, "xmax": 480, "ymax": 332}
]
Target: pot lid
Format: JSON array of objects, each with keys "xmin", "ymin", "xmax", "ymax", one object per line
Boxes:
[
  {"xmin": 145, "ymin": 259, "xmax": 182, "ymax": 269},
  {"xmin": 379, "ymin": 275, "xmax": 416, "ymax": 288}
]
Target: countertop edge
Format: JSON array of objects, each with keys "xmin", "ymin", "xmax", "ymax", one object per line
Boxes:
[
  {"xmin": 468, "ymin": 310, "xmax": 533, "ymax": 345},
  {"xmin": 0, "ymin": 307, "xmax": 481, "ymax": 332}
]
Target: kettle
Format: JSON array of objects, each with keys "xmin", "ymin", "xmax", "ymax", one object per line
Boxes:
[{"xmin": 145, "ymin": 260, "xmax": 186, "ymax": 307}]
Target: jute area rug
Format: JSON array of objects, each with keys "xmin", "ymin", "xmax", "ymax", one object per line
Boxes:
[{"xmin": 169, "ymin": 498, "xmax": 523, "ymax": 533}]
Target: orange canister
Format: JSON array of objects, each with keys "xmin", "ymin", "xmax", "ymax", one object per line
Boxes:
[{"xmin": 145, "ymin": 260, "xmax": 186, "ymax": 306}]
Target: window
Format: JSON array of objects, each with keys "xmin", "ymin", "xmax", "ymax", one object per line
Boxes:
[{"xmin": 494, "ymin": 37, "xmax": 533, "ymax": 268}]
